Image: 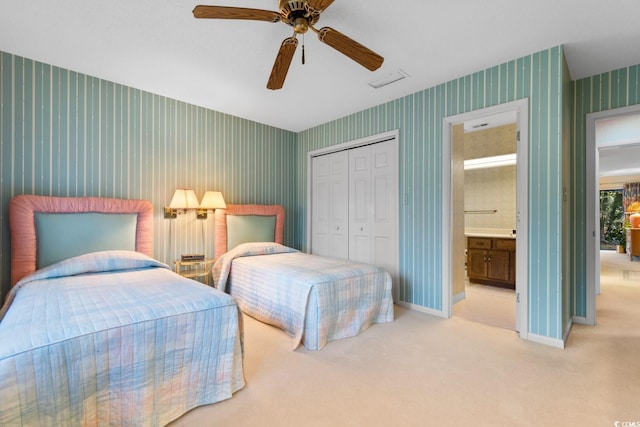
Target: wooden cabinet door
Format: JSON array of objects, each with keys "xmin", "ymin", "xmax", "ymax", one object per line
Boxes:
[
  {"xmin": 467, "ymin": 249, "xmax": 488, "ymax": 278},
  {"xmin": 509, "ymin": 249, "xmax": 516, "ymax": 283},
  {"xmin": 487, "ymin": 250, "xmax": 510, "ymax": 282},
  {"xmin": 630, "ymin": 229, "xmax": 640, "ymax": 258}
]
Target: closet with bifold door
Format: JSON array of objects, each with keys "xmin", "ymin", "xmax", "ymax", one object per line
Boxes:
[{"xmin": 310, "ymin": 135, "xmax": 399, "ymax": 289}]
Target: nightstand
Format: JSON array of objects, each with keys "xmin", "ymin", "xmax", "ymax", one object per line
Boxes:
[{"xmin": 174, "ymin": 258, "xmax": 215, "ymax": 285}]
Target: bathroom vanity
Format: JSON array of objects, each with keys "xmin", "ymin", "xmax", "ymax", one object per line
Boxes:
[{"xmin": 466, "ymin": 234, "xmax": 516, "ymax": 289}]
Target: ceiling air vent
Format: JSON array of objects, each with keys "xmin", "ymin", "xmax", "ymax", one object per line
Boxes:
[{"xmin": 369, "ymin": 69, "xmax": 409, "ymax": 89}]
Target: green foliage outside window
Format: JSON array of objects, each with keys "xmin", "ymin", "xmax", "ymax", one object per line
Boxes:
[{"xmin": 600, "ymin": 190, "xmax": 625, "ymax": 247}]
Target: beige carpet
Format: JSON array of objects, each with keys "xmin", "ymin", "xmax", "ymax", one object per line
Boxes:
[
  {"xmin": 453, "ymin": 282, "xmax": 515, "ymax": 330},
  {"xmin": 169, "ymin": 251, "xmax": 640, "ymax": 427}
]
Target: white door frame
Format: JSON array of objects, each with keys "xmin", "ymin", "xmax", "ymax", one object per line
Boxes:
[
  {"xmin": 442, "ymin": 98, "xmax": 529, "ymax": 339},
  {"xmin": 585, "ymin": 104, "xmax": 640, "ymax": 326}
]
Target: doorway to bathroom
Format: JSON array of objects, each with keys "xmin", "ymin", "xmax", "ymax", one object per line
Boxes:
[{"xmin": 442, "ymin": 99, "xmax": 529, "ymax": 339}]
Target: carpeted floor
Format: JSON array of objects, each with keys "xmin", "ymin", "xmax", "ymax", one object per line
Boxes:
[
  {"xmin": 453, "ymin": 282, "xmax": 515, "ymax": 330},
  {"xmin": 169, "ymin": 251, "xmax": 640, "ymax": 427}
]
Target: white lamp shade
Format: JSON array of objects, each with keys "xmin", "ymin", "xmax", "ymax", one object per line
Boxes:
[
  {"xmin": 200, "ymin": 191, "xmax": 226, "ymax": 210},
  {"xmin": 169, "ymin": 189, "xmax": 199, "ymax": 209}
]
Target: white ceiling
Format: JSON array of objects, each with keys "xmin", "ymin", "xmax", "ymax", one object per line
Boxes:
[{"xmin": 1, "ymin": 1, "xmax": 640, "ymax": 132}]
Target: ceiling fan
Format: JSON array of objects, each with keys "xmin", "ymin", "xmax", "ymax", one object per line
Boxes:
[{"xmin": 193, "ymin": 0, "xmax": 384, "ymax": 90}]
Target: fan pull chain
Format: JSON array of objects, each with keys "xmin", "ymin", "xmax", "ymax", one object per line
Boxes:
[{"xmin": 302, "ymin": 34, "xmax": 305, "ymax": 65}]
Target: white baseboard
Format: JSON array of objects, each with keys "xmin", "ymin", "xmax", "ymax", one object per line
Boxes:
[
  {"xmin": 397, "ymin": 301, "xmax": 447, "ymax": 318},
  {"xmin": 572, "ymin": 316, "xmax": 589, "ymax": 325},
  {"xmin": 527, "ymin": 332, "xmax": 565, "ymax": 349},
  {"xmin": 452, "ymin": 291, "xmax": 466, "ymax": 304},
  {"xmin": 562, "ymin": 318, "xmax": 573, "ymax": 346}
]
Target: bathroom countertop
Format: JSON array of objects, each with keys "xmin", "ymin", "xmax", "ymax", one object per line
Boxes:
[
  {"xmin": 465, "ymin": 233, "xmax": 516, "ymax": 239},
  {"xmin": 465, "ymin": 228, "xmax": 516, "ymax": 239}
]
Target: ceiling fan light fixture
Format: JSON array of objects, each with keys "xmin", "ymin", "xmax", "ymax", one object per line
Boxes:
[
  {"xmin": 279, "ymin": 0, "xmax": 316, "ymax": 24},
  {"xmin": 293, "ymin": 17, "xmax": 309, "ymax": 33},
  {"xmin": 368, "ymin": 69, "xmax": 409, "ymax": 89},
  {"xmin": 279, "ymin": 0, "xmax": 305, "ymax": 12},
  {"xmin": 194, "ymin": 1, "xmax": 382, "ymax": 89}
]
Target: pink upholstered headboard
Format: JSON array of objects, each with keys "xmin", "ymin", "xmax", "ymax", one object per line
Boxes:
[
  {"xmin": 214, "ymin": 204, "xmax": 285, "ymax": 257},
  {"xmin": 9, "ymin": 195, "xmax": 154, "ymax": 286}
]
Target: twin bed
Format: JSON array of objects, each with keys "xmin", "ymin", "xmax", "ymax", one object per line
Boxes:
[
  {"xmin": 212, "ymin": 204, "xmax": 394, "ymax": 351},
  {"xmin": 0, "ymin": 195, "xmax": 244, "ymax": 426},
  {"xmin": 0, "ymin": 196, "xmax": 393, "ymax": 424}
]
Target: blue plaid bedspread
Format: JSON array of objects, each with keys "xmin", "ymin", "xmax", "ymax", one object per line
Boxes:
[
  {"xmin": 213, "ymin": 243, "xmax": 393, "ymax": 350},
  {"xmin": 0, "ymin": 250, "xmax": 245, "ymax": 426}
]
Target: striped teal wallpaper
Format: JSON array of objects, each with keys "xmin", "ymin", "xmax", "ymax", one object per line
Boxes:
[
  {"xmin": 297, "ymin": 46, "xmax": 568, "ymax": 340},
  {"xmin": 571, "ymin": 64, "xmax": 640, "ymax": 317},
  {"xmin": 562, "ymin": 54, "xmax": 574, "ymax": 338},
  {"xmin": 5, "ymin": 46, "xmax": 633, "ymax": 344},
  {"xmin": 0, "ymin": 50, "xmax": 297, "ymax": 299}
]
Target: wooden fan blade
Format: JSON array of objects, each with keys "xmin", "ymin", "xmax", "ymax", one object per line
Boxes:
[
  {"xmin": 193, "ymin": 5, "xmax": 280, "ymax": 22},
  {"xmin": 307, "ymin": 0, "xmax": 335, "ymax": 13},
  {"xmin": 267, "ymin": 37, "xmax": 298, "ymax": 90},
  {"xmin": 317, "ymin": 27, "xmax": 383, "ymax": 71}
]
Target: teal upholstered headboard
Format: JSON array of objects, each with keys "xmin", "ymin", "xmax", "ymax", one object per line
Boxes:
[
  {"xmin": 9, "ymin": 195, "xmax": 154, "ymax": 286},
  {"xmin": 226, "ymin": 215, "xmax": 276, "ymax": 251},
  {"xmin": 34, "ymin": 212, "xmax": 138, "ymax": 269},
  {"xmin": 214, "ymin": 204, "xmax": 285, "ymax": 257}
]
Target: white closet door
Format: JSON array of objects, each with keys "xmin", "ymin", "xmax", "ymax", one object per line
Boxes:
[
  {"xmin": 311, "ymin": 154, "xmax": 331, "ymax": 256},
  {"xmin": 349, "ymin": 145, "xmax": 372, "ymax": 263},
  {"xmin": 349, "ymin": 140, "xmax": 398, "ymax": 274},
  {"xmin": 310, "ymin": 133, "xmax": 399, "ymax": 293},
  {"xmin": 329, "ymin": 151, "xmax": 349, "ymax": 259},
  {"xmin": 312, "ymin": 151, "xmax": 349, "ymax": 259}
]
